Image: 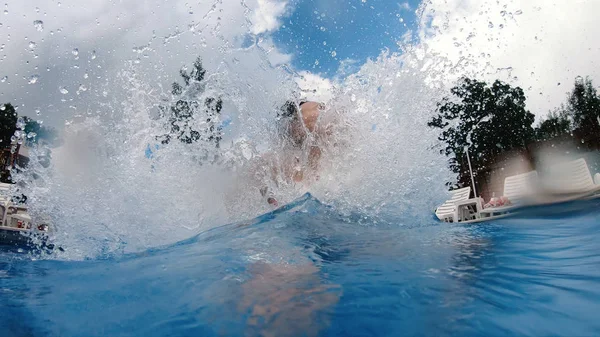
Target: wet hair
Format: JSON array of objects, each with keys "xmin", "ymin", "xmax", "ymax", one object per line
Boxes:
[
  {"xmin": 278, "ymin": 100, "xmax": 300, "ymax": 120},
  {"xmin": 277, "ymin": 100, "xmax": 305, "ymax": 146}
]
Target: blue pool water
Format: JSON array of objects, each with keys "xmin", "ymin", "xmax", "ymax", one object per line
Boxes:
[{"xmin": 2, "ymin": 194, "xmax": 600, "ymax": 336}]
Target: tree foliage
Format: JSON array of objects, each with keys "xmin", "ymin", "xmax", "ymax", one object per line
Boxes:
[
  {"xmin": 0, "ymin": 103, "xmax": 18, "ymax": 146},
  {"xmin": 535, "ymin": 108, "xmax": 571, "ymax": 141},
  {"xmin": 158, "ymin": 56, "xmax": 223, "ymax": 147},
  {"xmin": 23, "ymin": 117, "xmax": 58, "ymax": 146},
  {"xmin": 428, "ymin": 78, "xmax": 536, "ymax": 187},
  {"xmin": 0, "ymin": 103, "xmax": 56, "ymax": 147},
  {"xmin": 566, "ymin": 76, "xmax": 600, "ymax": 143},
  {"xmin": 430, "ymin": 76, "xmax": 600, "ymax": 189}
]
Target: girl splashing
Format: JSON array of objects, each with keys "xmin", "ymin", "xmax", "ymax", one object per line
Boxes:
[{"xmin": 253, "ymin": 100, "xmax": 335, "ymax": 207}]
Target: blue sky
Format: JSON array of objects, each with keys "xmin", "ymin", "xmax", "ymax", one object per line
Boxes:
[{"xmin": 272, "ymin": 0, "xmax": 422, "ymax": 78}]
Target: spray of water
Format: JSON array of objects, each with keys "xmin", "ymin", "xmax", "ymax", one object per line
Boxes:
[{"xmin": 12, "ymin": 2, "xmax": 457, "ymax": 260}]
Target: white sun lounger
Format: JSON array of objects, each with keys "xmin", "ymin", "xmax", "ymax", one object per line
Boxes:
[
  {"xmin": 435, "ymin": 186, "xmax": 471, "ymax": 222},
  {"xmin": 479, "ymin": 171, "xmax": 539, "ymax": 218},
  {"xmin": 539, "ymin": 158, "xmax": 600, "ymax": 199}
]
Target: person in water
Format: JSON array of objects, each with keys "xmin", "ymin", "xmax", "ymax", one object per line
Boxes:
[{"xmin": 256, "ymin": 99, "xmax": 330, "ymax": 207}]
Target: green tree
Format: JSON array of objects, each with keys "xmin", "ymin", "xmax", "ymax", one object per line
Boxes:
[
  {"xmin": 428, "ymin": 78, "xmax": 536, "ymax": 188},
  {"xmin": 158, "ymin": 57, "xmax": 223, "ymax": 148},
  {"xmin": 0, "ymin": 103, "xmax": 17, "ymax": 146},
  {"xmin": 535, "ymin": 108, "xmax": 572, "ymax": 141},
  {"xmin": 566, "ymin": 76, "xmax": 600, "ymax": 145},
  {"xmin": 23, "ymin": 117, "xmax": 58, "ymax": 146}
]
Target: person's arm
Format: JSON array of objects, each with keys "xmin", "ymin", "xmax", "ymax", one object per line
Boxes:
[{"xmin": 251, "ymin": 153, "xmax": 279, "ymax": 207}]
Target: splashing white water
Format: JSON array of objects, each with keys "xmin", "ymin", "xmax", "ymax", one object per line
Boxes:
[{"xmin": 13, "ymin": 2, "xmax": 456, "ymax": 260}]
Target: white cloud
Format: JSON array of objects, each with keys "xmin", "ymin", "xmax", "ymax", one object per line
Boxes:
[
  {"xmin": 250, "ymin": 0, "xmax": 288, "ymax": 35},
  {"xmin": 335, "ymin": 58, "xmax": 361, "ymax": 79},
  {"xmin": 295, "ymin": 71, "xmax": 335, "ymax": 103},
  {"xmin": 257, "ymin": 37, "xmax": 293, "ymax": 66},
  {"xmin": 416, "ymin": 0, "xmax": 600, "ymax": 118}
]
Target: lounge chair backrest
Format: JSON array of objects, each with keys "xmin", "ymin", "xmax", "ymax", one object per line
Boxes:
[
  {"xmin": 435, "ymin": 186, "xmax": 471, "ymax": 218},
  {"xmin": 448, "ymin": 187, "xmax": 472, "ymax": 202},
  {"xmin": 503, "ymin": 171, "xmax": 538, "ymax": 205},
  {"xmin": 545, "ymin": 158, "xmax": 595, "ymax": 193}
]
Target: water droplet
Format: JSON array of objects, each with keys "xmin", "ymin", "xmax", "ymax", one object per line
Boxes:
[
  {"xmin": 0, "ymin": 76, "xmax": 6, "ymax": 82},
  {"xmin": 331, "ymin": 51, "xmax": 337, "ymax": 57},
  {"xmin": 314, "ymin": 59, "xmax": 319, "ymax": 65},
  {"xmin": 319, "ymin": 26, "xmax": 326, "ymax": 32},
  {"xmin": 91, "ymin": 50, "xmax": 97, "ymax": 60},
  {"xmin": 28, "ymin": 41, "xmax": 36, "ymax": 49},
  {"xmin": 33, "ymin": 20, "xmax": 43, "ymax": 32},
  {"xmin": 351, "ymin": 94, "xmax": 356, "ymax": 102},
  {"xmin": 72, "ymin": 48, "xmax": 79, "ymax": 56},
  {"xmin": 3, "ymin": 10, "xmax": 7, "ymax": 15},
  {"xmin": 27, "ymin": 132, "xmax": 36, "ymax": 139},
  {"xmin": 515, "ymin": 10, "xmax": 523, "ymax": 15},
  {"xmin": 83, "ymin": 72, "xmax": 89, "ymax": 79},
  {"xmin": 488, "ymin": 22, "xmax": 494, "ymax": 28},
  {"xmin": 28, "ymin": 74, "xmax": 39, "ymax": 84},
  {"xmin": 78, "ymin": 84, "xmax": 87, "ymax": 92},
  {"xmin": 35, "ymin": 108, "xmax": 40, "ymax": 115},
  {"xmin": 59, "ymin": 87, "xmax": 69, "ymax": 94},
  {"xmin": 0, "ymin": 104, "xmax": 5, "ymax": 110}
]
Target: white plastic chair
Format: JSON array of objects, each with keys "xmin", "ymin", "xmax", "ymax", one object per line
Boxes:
[
  {"xmin": 503, "ymin": 170, "xmax": 539, "ymax": 206},
  {"xmin": 479, "ymin": 171, "xmax": 538, "ymax": 217},
  {"xmin": 435, "ymin": 186, "xmax": 471, "ymax": 222},
  {"xmin": 542, "ymin": 158, "xmax": 600, "ymax": 195}
]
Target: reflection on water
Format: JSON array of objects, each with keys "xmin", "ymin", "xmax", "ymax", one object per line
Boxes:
[{"xmin": 240, "ymin": 262, "xmax": 340, "ymax": 337}]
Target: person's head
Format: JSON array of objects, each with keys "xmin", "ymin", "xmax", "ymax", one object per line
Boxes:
[{"xmin": 278, "ymin": 100, "xmax": 322, "ymax": 146}]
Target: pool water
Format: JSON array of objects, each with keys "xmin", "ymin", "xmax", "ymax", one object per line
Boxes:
[{"xmin": 2, "ymin": 194, "xmax": 600, "ymax": 336}]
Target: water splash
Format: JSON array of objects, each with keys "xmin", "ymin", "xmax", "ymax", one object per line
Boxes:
[
  {"xmin": 13, "ymin": 0, "xmax": 459, "ymax": 260},
  {"xmin": 33, "ymin": 20, "xmax": 44, "ymax": 32},
  {"xmin": 28, "ymin": 74, "xmax": 39, "ymax": 84}
]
